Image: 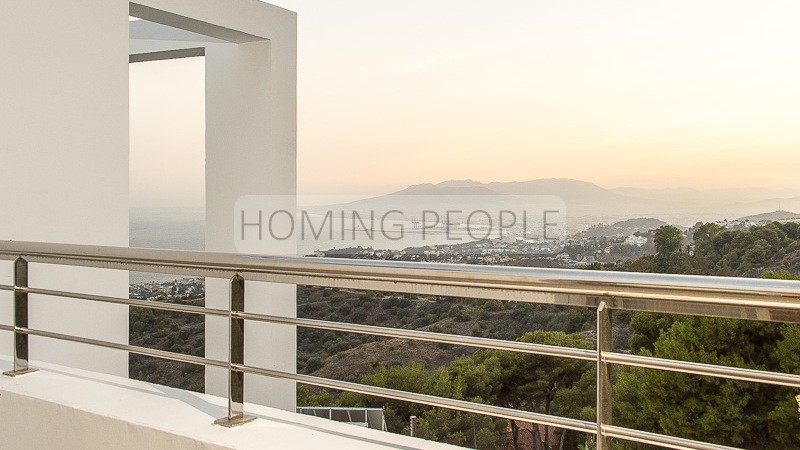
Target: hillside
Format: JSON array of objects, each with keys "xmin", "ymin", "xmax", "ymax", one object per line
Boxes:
[
  {"xmin": 129, "ymin": 296, "xmax": 205, "ymax": 392},
  {"xmin": 297, "ymin": 285, "xmax": 632, "ymax": 381},
  {"xmin": 575, "ymin": 217, "xmax": 667, "ymax": 238},
  {"xmin": 736, "ymin": 210, "xmax": 800, "ymax": 222}
]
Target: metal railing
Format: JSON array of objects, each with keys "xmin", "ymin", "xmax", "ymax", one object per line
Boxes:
[{"xmin": 2, "ymin": 240, "xmax": 800, "ymax": 448}]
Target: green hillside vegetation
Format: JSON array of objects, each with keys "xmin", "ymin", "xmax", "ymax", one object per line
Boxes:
[
  {"xmin": 595, "ymin": 221, "xmax": 800, "ymax": 276},
  {"xmin": 297, "ymin": 288, "xmax": 607, "ymax": 379},
  {"xmin": 129, "ymin": 296, "xmax": 205, "ymax": 392}
]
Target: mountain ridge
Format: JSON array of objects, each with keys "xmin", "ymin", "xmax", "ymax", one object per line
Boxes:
[
  {"xmin": 346, "ymin": 179, "xmax": 800, "ymax": 225},
  {"xmin": 736, "ymin": 210, "xmax": 800, "ymax": 222}
]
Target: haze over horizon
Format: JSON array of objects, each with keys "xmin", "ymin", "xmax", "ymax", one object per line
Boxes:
[{"xmin": 131, "ymin": 0, "xmax": 800, "ymax": 208}]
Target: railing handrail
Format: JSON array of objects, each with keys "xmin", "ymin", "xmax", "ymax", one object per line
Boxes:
[
  {"xmin": 3, "ymin": 239, "xmax": 798, "ymax": 449},
  {"xmin": 1, "ymin": 240, "xmax": 800, "ymax": 321}
]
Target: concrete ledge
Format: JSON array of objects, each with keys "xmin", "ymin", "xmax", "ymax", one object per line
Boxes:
[{"xmin": 0, "ymin": 359, "xmax": 461, "ymax": 449}]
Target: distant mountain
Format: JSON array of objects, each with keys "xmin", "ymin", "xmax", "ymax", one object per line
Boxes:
[
  {"xmin": 736, "ymin": 210, "xmax": 800, "ymax": 222},
  {"xmin": 395, "ymin": 178, "xmax": 624, "ymax": 200},
  {"xmin": 386, "ymin": 178, "xmax": 669, "ymax": 219},
  {"xmin": 331, "ymin": 179, "xmax": 800, "ymax": 226},
  {"xmin": 393, "ymin": 179, "xmax": 498, "ymax": 196}
]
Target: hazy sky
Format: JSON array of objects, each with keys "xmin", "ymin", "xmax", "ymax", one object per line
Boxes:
[
  {"xmin": 130, "ymin": 57, "xmax": 205, "ymax": 208},
  {"xmin": 130, "ymin": 1, "xmax": 800, "ymax": 205}
]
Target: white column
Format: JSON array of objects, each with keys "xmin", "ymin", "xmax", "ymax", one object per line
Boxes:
[
  {"xmin": 204, "ymin": 38, "xmax": 298, "ymax": 411},
  {"xmin": 0, "ymin": 1, "xmax": 130, "ymax": 376}
]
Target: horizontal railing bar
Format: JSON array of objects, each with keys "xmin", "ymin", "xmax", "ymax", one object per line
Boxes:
[
  {"xmin": 296, "ymin": 406, "xmax": 384, "ymax": 411},
  {"xmin": 0, "ymin": 284, "xmax": 12, "ymax": 292},
  {"xmin": 2, "ymin": 241, "xmax": 800, "ymax": 320},
  {"xmin": 0, "ymin": 324, "xmax": 12, "ymax": 332},
  {"xmin": 22, "ymin": 287, "xmax": 229, "ymax": 317},
  {"xmin": 604, "ymin": 352, "xmax": 800, "ymax": 388},
  {"xmin": 235, "ymin": 312, "xmax": 598, "ymax": 361},
  {"xmin": 233, "ymin": 363, "xmax": 597, "ymax": 435},
  {"xmin": 18, "ymin": 327, "xmax": 228, "ymax": 368},
  {"xmin": 0, "ymin": 242, "xmax": 238, "ymax": 280},
  {"xmin": 603, "ymin": 425, "xmax": 741, "ymax": 450}
]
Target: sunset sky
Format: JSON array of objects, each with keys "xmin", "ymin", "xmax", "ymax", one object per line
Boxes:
[{"xmin": 131, "ymin": 1, "xmax": 800, "ymax": 207}]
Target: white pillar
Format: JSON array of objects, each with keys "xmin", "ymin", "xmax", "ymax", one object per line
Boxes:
[
  {"xmin": 203, "ymin": 39, "xmax": 298, "ymax": 414},
  {"xmin": 0, "ymin": 1, "xmax": 131, "ymax": 376}
]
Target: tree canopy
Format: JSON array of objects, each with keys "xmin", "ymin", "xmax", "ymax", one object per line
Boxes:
[
  {"xmin": 653, "ymin": 225, "xmax": 685, "ymax": 273},
  {"xmin": 299, "ymin": 330, "xmax": 596, "ymax": 450},
  {"xmin": 613, "ymin": 249, "xmax": 800, "ymax": 448}
]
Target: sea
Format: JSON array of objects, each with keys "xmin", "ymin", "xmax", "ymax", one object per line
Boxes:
[
  {"xmin": 129, "ymin": 208, "xmax": 500, "ymax": 284},
  {"xmin": 129, "ymin": 208, "xmax": 205, "ymax": 284}
]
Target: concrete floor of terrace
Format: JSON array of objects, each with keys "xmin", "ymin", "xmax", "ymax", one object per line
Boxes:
[{"xmin": 0, "ymin": 358, "xmax": 462, "ymax": 450}]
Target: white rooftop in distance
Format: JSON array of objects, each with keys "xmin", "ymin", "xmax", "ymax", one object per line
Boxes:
[{"xmin": 0, "ymin": 359, "xmax": 462, "ymax": 450}]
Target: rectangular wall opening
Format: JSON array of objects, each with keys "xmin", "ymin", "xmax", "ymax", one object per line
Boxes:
[{"xmin": 129, "ymin": 52, "xmax": 206, "ymax": 392}]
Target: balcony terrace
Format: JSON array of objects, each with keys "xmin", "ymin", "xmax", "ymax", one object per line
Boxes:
[
  {"xmin": 2, "ymin": 240, "xmax": 800, "ymax": 449},
  {"xmin": 4, "ymin": 1, "xmax": 800, "ymax": 449}
]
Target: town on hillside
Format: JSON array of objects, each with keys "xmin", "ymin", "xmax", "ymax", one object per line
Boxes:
[{"xmin": 314, "ymin": 211, "xmax": 800, "ymax": 268}]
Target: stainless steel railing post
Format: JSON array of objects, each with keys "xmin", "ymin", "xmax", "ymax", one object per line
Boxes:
[
  {"xmin": 4, "ymin": 257, "xmax": 37, "ymax": 377},
  {"xmin": 214, "ymin": 274, "xmax": 255, "ymax": 427},
  {"xmin": 596, "ymin": 300, "xmax": 612, "ymax": 449}
]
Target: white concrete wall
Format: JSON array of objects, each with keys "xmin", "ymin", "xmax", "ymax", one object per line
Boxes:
[
  {"xmin": 130, "ymin": 3, "xmax": 298, "ymax": 411},
  {"xmin": 0, "ymin": 1, "xmax": 131, "ymax": 376}
]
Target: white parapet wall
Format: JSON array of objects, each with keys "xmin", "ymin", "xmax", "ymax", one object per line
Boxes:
[{"xmin": 0, "ymin": 359, "xmax": 459, "ymax": 450}]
